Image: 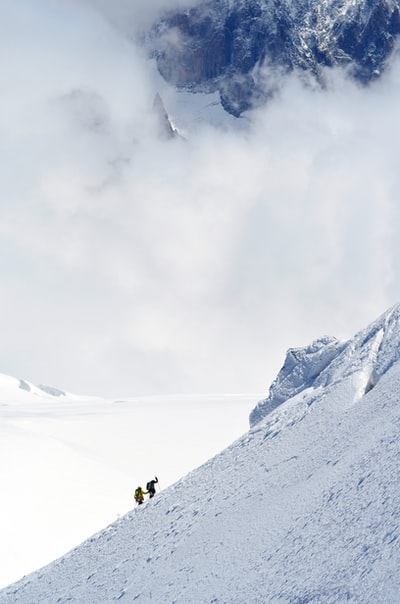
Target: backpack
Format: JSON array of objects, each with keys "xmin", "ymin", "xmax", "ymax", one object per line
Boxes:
[
  {"xmin": 146, "ymin": 481, "xmax": 152, "ymax": 491},
  {"xmin": 135, "ymin": 487, "xmax": 142, "ymax": 499}
]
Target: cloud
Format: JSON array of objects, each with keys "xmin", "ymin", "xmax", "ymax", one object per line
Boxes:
[
  {"xmin": 77, "ymin": 0, "xmax": 202, "ymax": 33},
  {"xmin": 1, "ymin": 1, "xmax": 400, "ymax": 396}
]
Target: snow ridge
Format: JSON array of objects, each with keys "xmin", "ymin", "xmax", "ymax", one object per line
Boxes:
[
  {"xmin": 249, "ymin": 335, "xmax": 345, "ymax": 426},
  {"xmin": 250, "ymin": 303, "xmax": 400, "ymax": 426}
]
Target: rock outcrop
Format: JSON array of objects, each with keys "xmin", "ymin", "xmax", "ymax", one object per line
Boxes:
[{"xmin": 148, "ymin": 0, "xmax": 400, "ymax": 115}]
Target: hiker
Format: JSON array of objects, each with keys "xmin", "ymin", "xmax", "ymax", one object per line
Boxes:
[
  {"xmin": 134, "ymin": 486, "xmax": 147, "ymax": 505},
  {"xmin": 146, "ymin": 476, "xmax": 158, "ymax": 499}
]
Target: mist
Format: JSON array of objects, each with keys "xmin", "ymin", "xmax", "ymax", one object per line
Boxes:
[{"xmin": 1, "ymin": 0, "xmax": 400, "ymax": 396}]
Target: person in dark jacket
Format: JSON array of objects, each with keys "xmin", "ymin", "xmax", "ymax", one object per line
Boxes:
[{"xmin": 146, "ymin": 476, "xmax": 158, "ymax": 498}]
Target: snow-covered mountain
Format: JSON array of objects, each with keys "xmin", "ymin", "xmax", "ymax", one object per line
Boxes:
[
  {"xmin": 2, "ymin": 303, "xmax": 400, "ymax": 602},
  {"xmin": 148, "ymin": 0, "xmax": 400, "ymax": 115}
]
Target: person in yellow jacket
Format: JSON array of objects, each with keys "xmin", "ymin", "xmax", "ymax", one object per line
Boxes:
[{"xmin": 134, "ymin": 486, "xmax": 148, "ymax": 505}]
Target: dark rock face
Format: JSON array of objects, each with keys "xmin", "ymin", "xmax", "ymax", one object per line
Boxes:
[{"xmin": 148, "ymin": 0, "xmax": 400, "ymax": 115}]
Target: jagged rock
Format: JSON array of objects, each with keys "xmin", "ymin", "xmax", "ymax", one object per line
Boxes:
[
  {"xmin": 250, "ymin": 303, "xmax": 400, "ymax": 426},
  {"xmin": 148, "ymin": 0, "xmax": 400, "ymax": 115},
  {"xmin": 249, "ymin": 336, "xmax": 345, "ymax": 426},
  {"xmin": 152, "ymin": 93, "xmax": 179, "ymax": 139},
  {"xmin": 38, "ymin": 384, "xmax": 66, "ymax": 397}
]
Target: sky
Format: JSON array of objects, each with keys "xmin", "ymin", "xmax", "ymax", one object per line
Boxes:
[{"xmin": 1, "ymin": 0, "xmax": 400, "ymax": 397}]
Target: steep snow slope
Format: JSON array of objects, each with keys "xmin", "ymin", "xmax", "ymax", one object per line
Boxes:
[
  {"xmin": 0, "ymin": 378, "xmax": 255, "ymax": 589},
  {"xmin": 2, "ymin": 305, "xmax": 400, "ymax": 603}
]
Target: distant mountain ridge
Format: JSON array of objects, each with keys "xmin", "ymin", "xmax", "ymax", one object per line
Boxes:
[
  {"xmin": 148, "ymin": 0, "xmax": 400, "ymax": 115},
  {"xmin": 0, "ymin": 371, "xmax": 97, "ymax": 402},
  {"xmin": 0, "ymin": 372, "xmax": 66, "ymax": 400}
]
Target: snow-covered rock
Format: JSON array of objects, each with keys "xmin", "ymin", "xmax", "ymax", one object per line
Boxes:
[
  {"xmin": 250, "ymin": 335, "xmax": 345, "ymax": 426},
  {"xmin": 250, "ymin": 303, "xmax": 400, "ymax": 426}
]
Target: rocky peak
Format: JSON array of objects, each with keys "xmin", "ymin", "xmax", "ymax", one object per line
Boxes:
[
  {"xmin": 148, "ymin": 0, "xmax": 400, "ymax": 115},
  {"xmin": 152, "ymin": 92, "xmax": 179, "ymax": 139}
]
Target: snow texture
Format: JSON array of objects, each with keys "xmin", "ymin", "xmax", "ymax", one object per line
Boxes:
[{"xmin": 2, "ymin": 304, "xmax": 400, "ymax": 602}]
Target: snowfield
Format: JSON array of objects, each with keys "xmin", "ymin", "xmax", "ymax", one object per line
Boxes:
[
  {"xmin": 2, "ymin": 304, "xmax": 400, "ymax": 602},
  {"xmin": 0, "ymin": 381, "xmax": 256, "ymax": 590}
]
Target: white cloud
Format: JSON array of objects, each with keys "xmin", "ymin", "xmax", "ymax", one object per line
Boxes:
[
  {"xmin": 77, "ymin": 0, "xmax": 202, "ymax": 33},
  {"xmin": 1, "ymin": 1, "xmax": 400, "ymax": 396}
]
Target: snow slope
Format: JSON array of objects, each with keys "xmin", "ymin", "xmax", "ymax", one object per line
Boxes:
[
  {"xmin": 2, "ymin": 305, "xmax": 400, "ymax": 602},
  {"xmin": 0, "ymin": 378, "xmax": 256, "ymax": 589}
]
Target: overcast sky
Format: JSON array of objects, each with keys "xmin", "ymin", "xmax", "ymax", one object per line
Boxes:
[{"xmin": 1, "ymin": 0, "xmax": 400, "ymax": 397}]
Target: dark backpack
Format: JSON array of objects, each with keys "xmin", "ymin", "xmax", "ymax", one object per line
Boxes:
[{"xmin": 146, "ymin": 481, "xmax": 153, "ymax": 491}]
